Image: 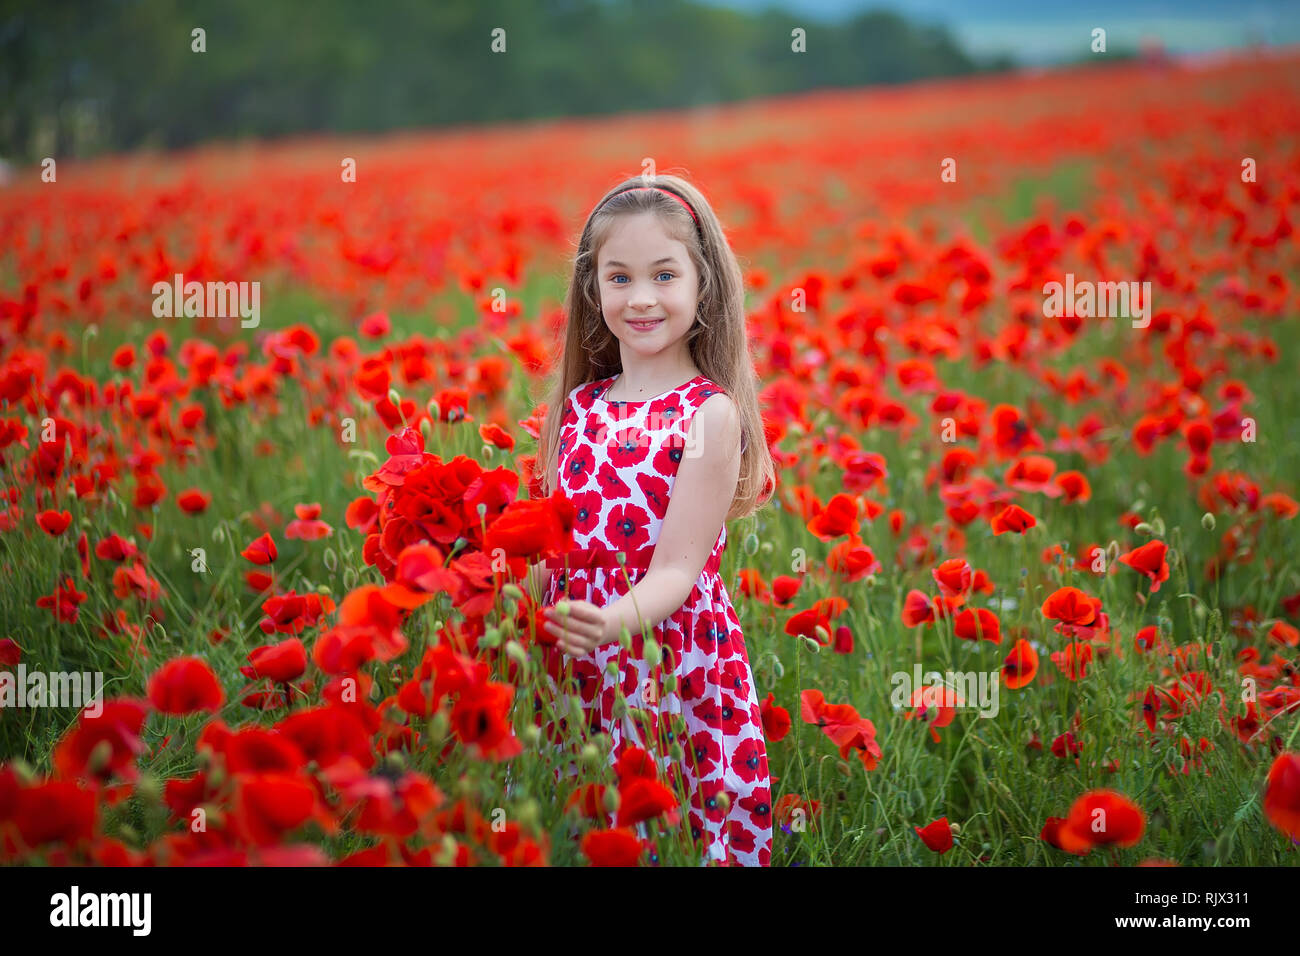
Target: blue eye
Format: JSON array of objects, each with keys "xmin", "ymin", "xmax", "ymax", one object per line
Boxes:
[{"xmin": 610, "ymin": 272, "xmax": 675, "ymax": 283}]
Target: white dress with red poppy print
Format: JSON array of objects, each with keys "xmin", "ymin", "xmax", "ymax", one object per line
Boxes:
[{"xmin": 536, "ymin": 373, "xmax": 773, "ymax": 867}]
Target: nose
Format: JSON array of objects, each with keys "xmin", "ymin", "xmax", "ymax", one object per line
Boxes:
[{"xmin": 627, "ymin": 280, "xmax": 658, "ymax": 309}]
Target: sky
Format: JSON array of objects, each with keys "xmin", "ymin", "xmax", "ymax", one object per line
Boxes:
[{"xmin": 704, "ymin": 0, "xmax": 1300, "ymax": 64}]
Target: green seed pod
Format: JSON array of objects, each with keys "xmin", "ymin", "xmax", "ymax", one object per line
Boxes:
[
  {"xmin": 504, "ymin": 640, "xmax": 528, "ymax": 667},
  {"xmin": 517, "ymin": 799, "xmax": 541, "ymax": 833}
]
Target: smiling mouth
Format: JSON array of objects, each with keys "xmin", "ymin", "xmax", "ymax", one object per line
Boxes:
[{"xmin": 627, "ymin": 318, "xmax": 664, "ymax": 329}]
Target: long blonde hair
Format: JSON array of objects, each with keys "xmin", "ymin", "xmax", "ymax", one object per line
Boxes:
[{"xmin": 536, "ymin": 173, "xmax": 775, "ymax": 521}]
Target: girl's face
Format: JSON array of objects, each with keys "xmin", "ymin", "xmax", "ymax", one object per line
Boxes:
[{"xmin": 595, "ymin": 211, "xmax": 700, "ymax": 367}]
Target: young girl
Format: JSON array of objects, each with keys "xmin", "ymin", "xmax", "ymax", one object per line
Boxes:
[{"xmin": 529, "ymin": 174, "xmax": 777, "ymax": 866}]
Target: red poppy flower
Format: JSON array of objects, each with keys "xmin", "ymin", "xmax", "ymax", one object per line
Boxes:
[
  {"xmin": 800, "ymin": 688, "xmax": 881, "ymax": 771},
  {"xmin": 1001, "ymin": 639, "xmax": 1038, "ymax": 689},
  {"xmin": 807, "ymin": 493, "xmax": 861, "ymax": 540},
  {"xmin": 233, "ymin": 772, "xmax": 337, "ymax": 846},
  {"xmin": 953, "ymin": 607, "xmax": 1002, "ymax": 644},
  {"xmin": 36, "ymin": 577, "xmax": 88, "ymax": 623},
  {"xmin": 1055, "ymin": 470, "xmax": 1092, "ymax": 502},
  {"xmin": 51, "ymin": 697, "xmax": 150, "ymax": 784},
  {"xmin": 176, "ymin": 489, "xmax": 211, "ymax": 514},
  {"xmin": 932, "ymin": 558, "xmax": 972, "ymax": 601},
  {"xmin": 990, "ymin": 504, "xmax": 1036, "ymax": 535},
  {"xmin": 615, "ymin": 777, "xmax": 679, "ymax": 828},
  {"xmin": 285, "ymin": 502, "xmax": 333, "ymax": 540},
  {"xmin": 0, "ymin": 776, "xmax": 98, "ymax": 858},
  {"xmin": 1117, "ymin": 540, "xmax": 1170, "ymax": 593},
  {"xmin": 241, "ymin": 532, "xmax": 277, "ymax": 565},
  {"xmin": 760, "ymin": 692, "xmax": 791, "ymax": 742},
  {"xmin": 147, "ymin": 656, "xmax": 225, "ymax": 714},
  {"xmin": 1055, "ymin": 790, "xmax": 1146, "ymax": 853},
  {"xmin": 36, "ymin": 509, "xmax": 72, "ymax": 536},
  {"xmin": 95, "ymin": 534, "xmax": 140, "ymax": 562},
  {"xmin": 581, "ymin": 827, "xmax": 646, "ymax": 866},
  {"xmin": 1263, "ymin": 751, "xmax": 1300, "ymax": 842},
  {"xmin": 915, "ymin": 817, "xmax": 953, "ymax": 853},
  {"xmin": 1041, "ymin": 586, "xmax": 1100, "ymax": 626},
  {"xmin": 483, "ymin": 490, "xmax": 575, "ymax": 562},
  {"xmin": 242, "ymin": 637, "xmax": 308, "ymax": 683},
  {"xmin": 1051, "ymin": 641, "xmax": 1094, "ymax": 681},
  {"xmin": 901, "ymin": 589, "xmax": 936, "ymax": 628}
]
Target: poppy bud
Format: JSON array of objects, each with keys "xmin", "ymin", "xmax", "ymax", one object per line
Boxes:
[
  {"xmin": 436, "ymin": 834, "xmax": 459, "ymax": 866},
  {"xmin": 619, "ymin": 624, "xmax": 633, "ymax": 650},
  {"xmin": 135, "ymin": 772, "xmax": 162, "ymax": 804},
  {"xmin": 387, "ymin": 388, "xmax": 401, "ymax": 407},
  {"xmin": 555, "ymin": 600, "xmax": 571, "ymax": 616},
  {"xmin": 744, "ymin": 533, "xmax": 759, "ymax": 555},
  {"xmin": 518, "ymin": 799, "xmax": 541, "ymax": 833},
  {"xmin": 814, "ymin": 624, "xmax": 831, "ymax": 645},
  {"xmin": 802, "ymin": 635, "xmax": 822, "ymax": 653},
  {"xmin": 603, "ymin": 786, "xmax": 621, "ymax": 816},
  {"xmin": 670, "ymin": 743, "xmax": 684, "ymax": 762},
  {"xmin": 606, "ymin": 659, "xmax": 619, "ymax": 677},
  {"xmin": 949, "ymin": 822, "xmax": 962, "ymax": 836},
  {"xmin": 582, "ymin": 743, "xmax": 602, "ymax": 767},
  {"xmin": 1201, "ymin": 512, "xmax": 1216, "ymax": 530},
  {"xmin": 87, "ymin": 739, "xmax": 114, "ymax": 776},
  {"xmin": 501, "ymin": 583, "xmax": 525, "ymax": 602},
  {"xmin": 662, "ymin": 673, "xmax": 677, "ymax": 694},
  {"xmin": 430, "ymin": 710, "xmax": 450, "ymax": 741},
  {"xmin": 419, "ymin": 418, "xmax": 434, "ymax": 445},
  {"xmin": 522, "ymin": 724, "xmax": 541, "ymax": 747},
  {"xmin": 645, "ymin": 639, "xmax": 662, "ymax": 669},
  {"xmin": 760, "ymin": 541, "xmax": 774, "ymax": 555},
  {"xmin": 505, "ymin": 640, "xmax": 528, "ymax": 668},
  {"xmin": 1134, "ymin": 522, "xmax": 1153, "ymax": 536},
  {"xmin": 715, "ymin": 792, "xmax": 731, "ymax": 812}
]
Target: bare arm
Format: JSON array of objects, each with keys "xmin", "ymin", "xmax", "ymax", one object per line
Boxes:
[
  {"xmin": 527, "ymin": 421, "xmax": 564, "ymax": 603},
  {"xmin": 599, "ymin": 393, "xmax": 743, "ymax": 644}
]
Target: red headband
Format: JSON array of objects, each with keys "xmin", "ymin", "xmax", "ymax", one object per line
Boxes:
[{"xmin": 601, "ymin": 185, "xmax": 701, "ymax": 226}]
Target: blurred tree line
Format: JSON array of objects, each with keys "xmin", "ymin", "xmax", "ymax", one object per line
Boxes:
[{"xmin": 0, "ymin": 0, "xmax": 1015, "ymax": 161}]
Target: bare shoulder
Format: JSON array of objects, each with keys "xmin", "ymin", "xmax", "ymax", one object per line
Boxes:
[{"xmin": 690, "ymin": 391, "xmax": 742, "ymax": 459}]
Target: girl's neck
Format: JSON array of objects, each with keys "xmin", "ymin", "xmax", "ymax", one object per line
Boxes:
[{"xmin": 608, "ymin": 364, "xmax": 702, "ymax": 402}]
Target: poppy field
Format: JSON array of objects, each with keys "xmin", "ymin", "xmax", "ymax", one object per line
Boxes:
[{"xmin": 1, "ymin": 53, "xmax": 1299, "ymax": 866}]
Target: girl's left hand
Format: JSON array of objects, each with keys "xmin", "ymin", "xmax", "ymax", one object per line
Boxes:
[{"xmin": 543, "ymin": 600, "xmax": 609, "ymax": 657}]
